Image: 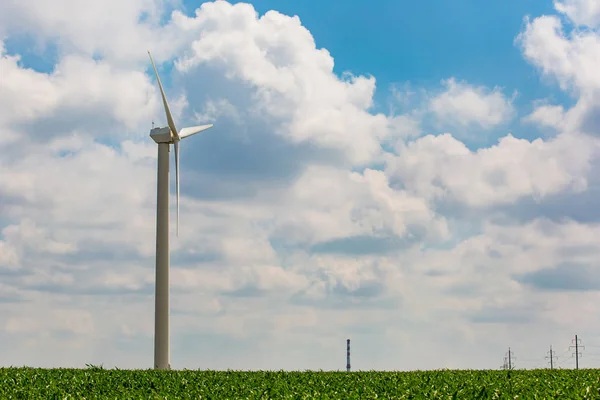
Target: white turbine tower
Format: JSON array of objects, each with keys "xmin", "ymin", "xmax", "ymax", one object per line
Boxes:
[{"xmin": 147, "ymin": 51, "xmax": 213, "ymax": 370}]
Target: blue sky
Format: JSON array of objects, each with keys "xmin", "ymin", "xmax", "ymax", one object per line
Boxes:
[
  {"xmin": 1, "ymin": 0, "xmax": 600, "ymax": 371},
  {"xmin": 187, "ymin": 0, "xmax": 576, "ymax": 150},
  {"xmin": 225, "ymin": 0, "xmax": 568, "ymax": 116},
  {"xmin": 231, "ymin": 0, "xmax": 551, "ymax": 85}
]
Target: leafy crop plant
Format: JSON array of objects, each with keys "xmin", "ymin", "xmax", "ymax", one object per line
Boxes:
[{"xmin": 1, "ymin": 367, "xmax": 600, "ymax": 399}]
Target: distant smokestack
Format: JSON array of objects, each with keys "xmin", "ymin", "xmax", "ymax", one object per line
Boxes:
[{"xmin": 346, "ymin": 339, "xmax": 351, "ymax": 372}]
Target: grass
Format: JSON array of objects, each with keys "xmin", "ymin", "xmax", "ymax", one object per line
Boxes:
[{"xmin": 1, "ymin": 367, "xmax": 600, "ymax": 399}]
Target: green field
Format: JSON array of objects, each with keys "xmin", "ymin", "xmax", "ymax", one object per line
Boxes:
[{"xmin": 2, "ymin": 367, "xmax": 600, "ymax": 399}]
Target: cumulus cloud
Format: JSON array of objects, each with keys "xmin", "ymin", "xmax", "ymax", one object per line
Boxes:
[
  {"xmin": 522, "ymin": 103, "xmax": 566, "ymax": 131},
  {"xmin": 0, "ymin": 0, "xmax": 193, "ymax": 66},
  {"xmin": 0, "ymin": 46, "xmax": 159, "ymax": 140},
  {"xmin": 385, "ymin": 132, "xmax": 594, "ymax": 207},
  {"xmin": 429, "ymin": 78, "xmax": 515, "ymax": 130},
  {"xmin": 269, "ymin": 166, "xmax": 449, "ymax": 246},
  {"xmin": 174, "ymin": 2, "xmax": 393, "ymax": 165},
  {"xmin": 518, "ymin": 15, "xmax": 600, "ymax": 96},
  {"xmin": 518, "ymin": 2, "xmax": 600, "ymax": 137},
  {"xmin": 554, "ymin": 0, "xmax": 600, "ymax": 27}
]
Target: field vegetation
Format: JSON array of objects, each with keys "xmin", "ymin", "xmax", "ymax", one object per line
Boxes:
[{"xmin": 2, "ymin": 366, "xmax": 600, "ymax": 399}]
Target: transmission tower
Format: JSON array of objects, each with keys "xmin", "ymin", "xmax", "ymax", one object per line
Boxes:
[
  {"xmin": 502, "ymin": 347, "xmax": 515, "ymax": 370},
  {"xmin": 546, "ymin": 345, "xmax": 558, "ymax": 369},
  {"xmin": 569, "ymin": 334, "xmax": 585, "ymax": 369}
]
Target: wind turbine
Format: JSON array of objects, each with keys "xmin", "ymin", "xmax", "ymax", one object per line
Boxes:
[{"xmin": 147, "ymin": 51, "xmax": 213, "ymax": 370}]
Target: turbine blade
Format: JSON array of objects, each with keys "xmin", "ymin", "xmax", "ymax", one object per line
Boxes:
[
  {"xmin": 147, "ymin": 51, "xmax": 179, "ymax": 139},
  {"xmin": 174, "ymin": 139, "xmax": 180, "ymax": 237},
  {"xmin": 179, "ymin": 124, "xmax": 214, "ymax": 139}
]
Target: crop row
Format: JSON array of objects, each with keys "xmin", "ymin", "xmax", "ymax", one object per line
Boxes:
[{"xmin": 2, "ymin": 367, "xmax": 600, "ymax": 399}]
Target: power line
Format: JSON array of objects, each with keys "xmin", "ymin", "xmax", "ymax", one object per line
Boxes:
[{"xmin": 553, "ymin": 346, "xmax": 571, "ymax": 368}]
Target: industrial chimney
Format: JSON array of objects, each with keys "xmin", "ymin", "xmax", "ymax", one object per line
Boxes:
[{"xmin": 346, "ymin": 339, "xmax": 351, "ymax": 372}]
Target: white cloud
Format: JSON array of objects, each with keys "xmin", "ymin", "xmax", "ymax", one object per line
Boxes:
[
  {"xmin": 385, "ymin": 132, "xmax": 595, "ymax": 207},
  {"xmin": 554, "ymin": 0, "xmax": 600, "ymax": 27},
  {"xmin": 518, "ymin": 15, "xmax": 600, "ymax": 96},
  {"xmin": 429, "ymin": 78, "xmax": 515, "ymax": 130},
  {"xmin": 2, "ymin": 219, "xmax": 77, "ymax": 255},
  {"xmin": 0, "ymin": 241, "xmax": 19, "ymax": 271},
  {"xmin": 523, "ymin": 103, "xmax": 566, "ymax": 131},
  {"xmin": 193, "ymin": 98, "xmax": 242, "ymax": 124},
  {"xmin": 5, "ymin": 317, "xmax": 39, "ymax": 334},
  {"xmin": 0, "ymin": 0, "xmax": 192, "ymax": 66},
  {"xmin": 0, "ymin": 47, "xmax": 159, "ymax": 133},
  {"xmin": 518, "ymin": 8, "xmax": 600, "ymax": 136},
  {"xmin": 175, "ymin": 1, "xmax": 392, "ymax": 165},
  {"xmin": 5, "ymin": 308, "xmax": 95, "ymax": 336},
  {"xmin": 268, "ymin": 165, "xmax": 448, "ymax": 246}
]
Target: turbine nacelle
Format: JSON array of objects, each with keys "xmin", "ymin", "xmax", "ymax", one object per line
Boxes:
[
  {"xmin": 150, "ymin": 125, "xmax": 213, "ymax": 144},
  {"xmin": 150, "ymin": 126, "xmax": 174, "ymax": 144}
]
